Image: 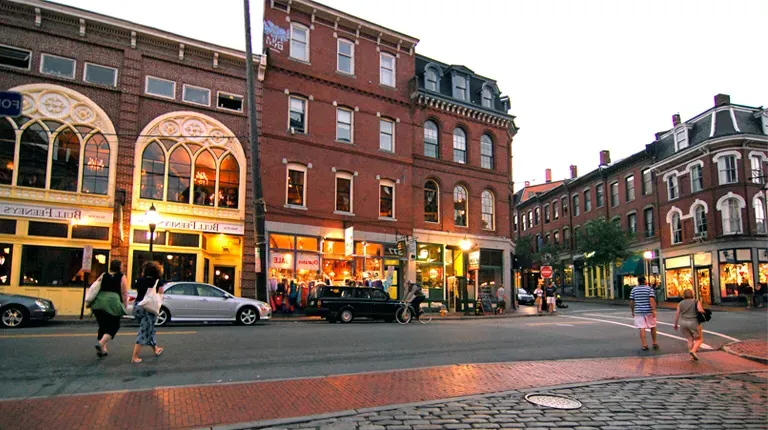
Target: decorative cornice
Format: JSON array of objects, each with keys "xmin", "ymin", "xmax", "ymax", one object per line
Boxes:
[{"xmin": 415, "ymin": 93, "xmax": 514, "ymax": 130}]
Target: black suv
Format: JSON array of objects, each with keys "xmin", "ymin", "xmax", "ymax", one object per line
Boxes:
[{"xmin": 306, "ymin": 286, "xmax": 400, "ymax": 323}]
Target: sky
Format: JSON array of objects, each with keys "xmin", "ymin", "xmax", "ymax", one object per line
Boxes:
[{"xmin": 57, "ymin": 0, "xmax": 768, "ymax": 190}]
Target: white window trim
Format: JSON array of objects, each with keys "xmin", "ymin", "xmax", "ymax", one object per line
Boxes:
[
  {"xmin": 83, "ymin": 62, "xmax": 118, "ymax": 87},
  {"xmin": 748, "ymin": 151, "xmax": 767, "ymax": 183},
  {"xmin": 454, "ymin": 186, "xmax": 469, "ymax": 228},
  {"xmin": 285, "ymin": 163, "xmax": 308, "ymax": 209},
  {"xmin": 641, "ymin": 168, "xmax": 653, "ymax": 195},
  {"xmin": 692, "ymin": 204, "xmax": 707, "ymax": 235},
  {"xmin": 216, "ymin": 91, "xmax": 244, "ymax": 112},
  {"xmin": 334, "ymin": 171, "xmax": 354, "ymax": 215},
  {"xmin": 482, "ymin": 190, "xmax": 495, "ymax": 231},
  {"xmin": 713, "ymin": 150, "xmax": 742, "ymax": 185},
  {"xmin": 716, "ymin": 192, "xmax": 746, "ymax": 235},
  {"xmin": 336, "ymin": 106, "xmax": 354, "ymax": 143},
  {"xmin": 425, "ymin": 66, "xmax": 441, "ymax": 91},
  {"xmin": 379, "ymin": 52, "xmax": 396, "ymax": 88},
  {"xmin": 0, "ymin": 43, "xmax": 32, "ymax": 71},
  {"xmin": 287, "ymin": 95, "xmax": 308, "ymax": 134},
  {"xmin": 336, "ymin": 38, "xmax": 354, "ymax": 75},
  {"xmin": 753, "ymin": 192, "xmax": 767, "ymax": 234},
  {"xmin": 145, "ymin": 75, "xmax": 176, "ymax": 99},
  {"xmin": 688, "ymin": 199, "xmax": 709, "ymax": 218},
  {"xmin": 181, "ymin": 84, "xmax": 211, "ymax": 107},
  {"xmin": 666, "ymin": 206, "xmax": 684, "ymax": 244},
  {"xmin": 663, "ymin": 172, "xmax": 679, "ymax": 200},
  {"xmin": 425, "ymin": 180, "xmax": 440, "ymax": 224},
  {"xmin": 673, "ymin": 125, "xmax": 690, "ymax": 151},
  {"xmin": 452, "ymin": 73, "xmax": 468, "ymax": 101},
  {"xmin": 289, "ymin": 23, "xmax": 310, "ymax": 63},
  {"xmin": 481, "ymin": 84, "xmax": 494, "ymax": 108},
  {"xmin": 686, "ymin": 160, "xmax": 705, "ymax": 192},
  {"xmin": 609, "ymin": 181, "xmax": 619, "ymax": 207},
  {"xmin": 378, "ymin": 179, "xmax": 396, "ymax": 220},
  {"xmin": 40, "ymin": 53, "xmax": 76, "ymax": 79},
  {"xmin": 379, "ymin": 117, "xmax": 395, "ymax": 152}
]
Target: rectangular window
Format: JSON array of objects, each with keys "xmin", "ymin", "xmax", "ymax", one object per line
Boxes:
[
  {"xmin": 553, "ymin": 201, "xmax": 560, "ymax": 220},
  {"xmin": 289, "ymin": 96, "xmax": 306, "ymax": 133},
  {"xmin": 380, "ymin": 53, "xmax": 395, "ymax": 87},
  {"xmin": 667, "ymin": 176, "xmax": 679, "ymax": 200},
  {"xmin": 336, "ymin": 176, "xmax": 352, "ymax": 213},
  {"xmin": 72, "ymin": 225, "xmax": 110, "ymax": 241},
  {"xmin": 453, "ymin": 75, "xmax": 467, "ymax": 100},
  {"xmin": 691, "ymin": 164, "xmax": 703, "ymax": 192},
  {"xmin": 380, "ymin": 184, "xmax": 394, "ymax": 218},
  {"xmin": 337, "ymin": 38, "xmax": 354, "ymax": 75},
  {"xmin": 168, "ymin": 232, "xmax": 200, "ymax": 247},
  {"xmin": 182, "ymin": 84, "xmax": 211, "ymax": 106},
  {"xmin": 534, "ymin": 207, "xmax": 540, "ymax": 225},
  {"xmin": 751, "ymin": 156, "xmax": 764, "ymax": 184},
  {"xmin": 625, "ymin": 176, "xmax": 635, "ymax": 202},
  {"xmin": 217, "ymin": 92, "xmax": 243, "ymax": 112},
  {"xmin": 132, "ymin": 230, "xmax": 167, "ymax": 245},
  {"xmin": 719, "ymin": 155, "xmax": 738, "ymax": 184},
  {"xmin": 84, "ymin": 63, "xmax": 117, "ymax": 87},
  {"xmin": 544, "ymin": 205, "xmax": 550, "ymax": 223},
  {"xmin": 572, "ymin": 195, "xmax": 580, "ymax": 216},
  {"xmin": 595, "ymin": 184, "xmax": 604, "ymax": 208},
  {"xmin": 642, "ymin": 169, "xmax": 652, "ymax": 195},
  {"xmin": 513, "ymin": 214, "xmax": 518, "ymax": 231},
  {"xmin": 584, "ymin": 190, "xmax": 592, "ymax": 212},
  {"xmin": 145, "ymin": 76, "xmax": 176, "ymax": 99},
  {"xmin": 644, "ymin": 208, "xmax": 654, "ymax": 238},
  {"xmin": 40, "ymin": 53, "xmax": 75, "ymax": 79},
  {"xmin": 28, "ymin": 221, "xmax": 68, "ymax": 238},
  {"xmin": 528, "ymin": 211, "xmax": 533, "ymax": 228},
  {"xmin": 563, "ymin": 228, "xmax": 570, "ymax": 248},
  {"xmin": 336, "ymin": 108, "xmax": 353, "ymax": 142},
  {"xmin": 561, "ymin": 196, "xmax": 568, "ymax": 214},
  {"xmin": 628, "ymin": 213, "xmax": 637, "ymax": 234},
  {"xmin": 610, "ymin": 182, "xmax": 619, "ymax": 207},
  {"xmin": 287, "ymin": 168, "xmax": 306, "ymax": 207},
  {"xmin": 675, "ymin": 128, "xmax": 688, "ymax": 150},
  {"xmin": 0, "ymin": 243, "xmax": 11, "ymax": 285},
  {"xmin": 0, "ymin": 44, "xmax": 32, "ymax": 70},
  {"xmin": 0, "ymin": 219, "xmax": 17, "ymax": 234},
  {"xmin": 379, "ymin": 119, "xmax": 394, "ymax": 152},
  {"xmin": 290, "ymin": 24, "xmax": 309, "ymax": 62},
  {"xmin": 553, "ymin": 231, "xmax": 560, "ymax": 245},
  {"xmin": 21, "ymin": 245, "xmax": 108, "ymax": 286}
]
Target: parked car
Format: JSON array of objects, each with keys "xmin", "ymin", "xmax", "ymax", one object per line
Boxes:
[
  {"xmin": 127, "ymin": 282, "xmax": 271, "ymax": 326},
  {"xmin": 0, "ymin": 293, "xmax": 56, "ymax": 328},
  {"xmin": 516, "ymin": 288, "xmax": 535, "ymax": 306},
  {"xmin": 306, "ymin": 286, "xmax": 400, "ymax": 323}
]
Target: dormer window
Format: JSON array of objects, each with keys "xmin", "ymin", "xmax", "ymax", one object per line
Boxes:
[
  {"xmin": 481, "ymin": 85, "xmax": 493, "ymax": 108},
  {"xmin": 425, "ymin": 68, "xmax": 439, "ymax": 91},
  {"xmin": 674, "ymin": 126, "xmax": 689, "ymax": 151},
  {"xmin": 453, "ymin": 74, "xmax": 468, "ymax": 101}
]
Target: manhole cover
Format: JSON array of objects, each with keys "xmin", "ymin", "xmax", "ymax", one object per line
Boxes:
[{"xmin": 524, "ymin": 393, "xmax": 582, "ymax": 410}]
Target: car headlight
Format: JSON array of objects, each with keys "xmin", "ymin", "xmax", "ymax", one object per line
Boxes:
[{"xmin": 35, "ymin": 300, "xmax": 48, "ymax": 309}]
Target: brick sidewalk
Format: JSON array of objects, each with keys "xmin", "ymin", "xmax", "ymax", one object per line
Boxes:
[
  {"xmin": 0, "ymin": 351, "xmax": 764, "ymax": 430},
  {"xmin": 724, "ymin": 339, "xmax": 768, "ymax": 364}
]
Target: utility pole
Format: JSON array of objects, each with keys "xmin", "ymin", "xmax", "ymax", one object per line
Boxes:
[{"xmin": 243, "ymin": 0, "xmax": 267, "ymax": 300}]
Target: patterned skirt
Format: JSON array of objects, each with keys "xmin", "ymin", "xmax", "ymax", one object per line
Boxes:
[{"xmin": 134, "ymin": 306, "xmax": 157, "ymax": 346}]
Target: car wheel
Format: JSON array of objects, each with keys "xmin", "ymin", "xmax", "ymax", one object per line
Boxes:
[
  {"xmin": 237, "ymin": 306, "xmax": 259, "ymax": 325},
  {"xmin": 155, "ymin": 307, "xmax": 170, "ymax": 327},
  {"xmin": 339, "ymin": 309, "xmax": 354, "ymax": 324},
  {"xmin": 1, "ymin": 305, "xmax": 27, "ymax": 328}
]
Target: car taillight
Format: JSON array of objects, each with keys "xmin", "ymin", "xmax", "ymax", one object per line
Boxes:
[{"xmin": 317, "ymin": 300, "xmax": 322, "ymax": 307}]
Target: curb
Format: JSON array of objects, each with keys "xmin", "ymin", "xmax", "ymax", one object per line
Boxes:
[
  {"xmin": 722, "ymin": 341, "xmax": 768, "ymax": 365},
  {"xmin": 210, "ymin": 369, "xmax": 768, "ymax": 430}
]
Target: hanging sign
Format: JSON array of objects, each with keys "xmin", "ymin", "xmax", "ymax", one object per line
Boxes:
[
  {"xmin": 468, "ymin": 251, "xmax": 480, "ymax": 271},
  {"xmin": 296, "ymin": 253, "xmax": 320, "ymax": 271},
  {"xmin": 344, "ymin": 227, "xmax": 354, "ymax": 256},
  {"xmin": 269, "ymin": 252, "xmax": 292, "ymax": 270}
]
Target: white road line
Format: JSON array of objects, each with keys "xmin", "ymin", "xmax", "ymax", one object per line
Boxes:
[
  {"xmin": 555, "ymin": 324, "xmax": 575, "ymax": 327},
  {"xmin": 581, "ymin": 313, "xmax": 741, "ymax": 342},
  {"xmin": 561, "ymin": 315, "xmax": 714, "ymax": 350},
  {"xmin": 564, "ymin": 308, "xmax": 627, "ymax": 313}
]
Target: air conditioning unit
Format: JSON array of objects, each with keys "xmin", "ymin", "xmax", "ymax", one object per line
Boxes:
[
  {"xmin": 694, "ymin": 231, "xmax": 707, "ymax": 239},
  {"xmin": 289, "ymin": 127, "xmax": 296, "ymax": 135}
]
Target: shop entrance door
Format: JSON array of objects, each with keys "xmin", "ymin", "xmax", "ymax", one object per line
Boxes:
[
  {"xmin": 696, "ymin": 267, "xmax": 712, "ymax": 305},
  {"xmin": 213, "ymin": 266, "xmax": 236, "ymax": 294}
]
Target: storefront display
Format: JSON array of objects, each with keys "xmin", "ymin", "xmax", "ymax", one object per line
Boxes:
[
  {"xmin": 664, "ymin": 255, "xmax": 692, "ymax": 299},
  {"xmin": 719, "ymin": 249, "xmax": 753, "ymax": 299},
  {"xmin": 416, "ymin": 243, "xmax": 444, "ymax": 300}
]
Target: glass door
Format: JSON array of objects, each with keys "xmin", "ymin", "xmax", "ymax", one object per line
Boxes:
[
  {"xmin": 213, "ymin": 266, "xmax": 236, "ymax": 294},
  {"xmin": 696, "ymin": 267, "xmax": 712, "ymax": 305}
]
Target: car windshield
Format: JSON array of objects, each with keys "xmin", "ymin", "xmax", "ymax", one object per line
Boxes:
[{"xmin": 518, "ymin": 288, "xmax": 529, "ymax": 295}]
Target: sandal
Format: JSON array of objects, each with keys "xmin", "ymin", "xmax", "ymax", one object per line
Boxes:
[
  {"xmin": 652, "ymin": 344, "xmax": 660, "ymax": 350},
  {"xmin": 641, "ymin": 346, "xmax": 649, "ymax": 351},
  {"xmin": 154, "ymin": 347, "xmax": 164, "ymax": 357},
  {"xmin": 131, "ymin": 358, "xmax": 143, "ymax": 364},
  {"xmin": 689, "ymin": 351, "xmax": 699, "ymax": 361}
]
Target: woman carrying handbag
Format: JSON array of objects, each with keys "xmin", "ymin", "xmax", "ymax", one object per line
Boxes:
[
  {"xmin": 131, "ymin": 261, "xmax": 165, "ymax": 364},
  {"xmin": 89, "ymin": 260, "xmax": 128, "ymax": 357},
  {"xmin": 673, "ymin": 289, "xmax": 706, "ymax": 361}
]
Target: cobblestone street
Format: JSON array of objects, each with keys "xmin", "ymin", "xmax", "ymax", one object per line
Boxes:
[{"xmin": 266, "ymin": 372, "xmax": 768, "ymax": 430}]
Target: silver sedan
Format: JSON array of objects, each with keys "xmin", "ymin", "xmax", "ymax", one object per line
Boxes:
[{"xmin": 127, "ymin": 282, "xmax": 271, "ymax": 326}]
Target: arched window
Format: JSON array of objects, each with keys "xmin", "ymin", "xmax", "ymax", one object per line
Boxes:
[
  {"xmin": 453, "ymin": 128, "xmax": 466, "ymax": 164},
  {"xmin": 424, "ymin": 121, "xmax": 438, "ymax": 158},
  {"xmin": 754, "ymin": 195, "xmax": 766, "ymax": 234},
  {"xmin": 480, "ymin": 134, "xmax": 493, "ymax": 169},
  {"xmin": 481, "ymin": 190, "xmax": 494, "ymax": 230},
  {"xmin": 219, "ymin": 155, "xmax": 240, "ymax": 209},
  {"xmin": 50, "ymin": 127, "xmax": 80, "ymax": 192},
  {"xmin": 18, "ymin": 122, "xmax": 49, "ymax": 188},
  {"xmin": 722, "ymin": 198, "xmax": 742, "ymax": 234},
  {"xmin": 424, "ymin": 180, "xmax": 439, "ymax": 223},
  {"xmin": 193, "ymin": 151, "xmax": 216, "ymax": 207},
  {"xmin": 0, "ymin": 120, "xmax": 16, "ymax": 185},
  {"xmin": 482, "ymin": 86, "xmax": 493, "ymax": 108},
  {"xmin": 140, "ymin": 142, "xmax": 165, "ymax": 200},
  {"xmin": 167, "ymin": 147, "xmax": 191, "ymax": 203},
  {"xmin": 454, "ymin": 185, "xmax": 468, "ymax": 227},
  {"xmin": 82, "ymin": 132, "xmax": 110, "ymax": 195},
  {"xmin": 671, "ymin": 212, "xmax": 682, "ymax": 244},
  {"xmin": 694, "ymin": 205, "xmax": 707, "ymax": 235},
  {"xmin": 425, "ymin": 68, "xmax": 439, "ymax": 91}
]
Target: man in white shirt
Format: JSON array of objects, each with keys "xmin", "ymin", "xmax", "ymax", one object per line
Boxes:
[{"xmin": 496, "ymin": 286, "xmax": 506, "ymax": 314}]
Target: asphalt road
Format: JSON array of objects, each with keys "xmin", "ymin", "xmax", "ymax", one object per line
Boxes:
[{"xmin": 0, "ymin": 302, "xmax": 764, "ymax": 400}]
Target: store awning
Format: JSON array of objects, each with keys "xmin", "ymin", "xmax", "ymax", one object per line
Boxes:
[{"xmin": 619, "ymin": 254, "xmax": 644, "ymax": 276}]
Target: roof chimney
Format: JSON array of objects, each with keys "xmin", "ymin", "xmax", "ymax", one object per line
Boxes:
[
  {"xmin": 672, "ymin": 113, "xmax": 681, "ymax": 126},
  {"xmin": 714, "ymin": 93, "xmax": 730, "ymax": 107},
  {"xmin": 569, "ymin": 165, "xmax": 578, "ymax": 179},
  {"xmin": 545, "ymin": 168, "xmax": 552, "ymax": 183},
  {"xmin": 524, "ymin": 181, "xmax": 530, "ymax": 187},
  {"xmin": 599, "ymin": 150, "xmax": 611, "ymax": 166}
]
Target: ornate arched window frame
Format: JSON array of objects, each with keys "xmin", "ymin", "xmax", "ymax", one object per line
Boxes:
[
  {"xmin": 666, "ymin": 206, "xmax": 684, "ymax": 244},
  {"xmin": 716, "ymin": 192, "xmax": 746, "ymax": 235},
  {"xmin": 424, "ymin": 179, "xmax": 440, "ymax": 224}
]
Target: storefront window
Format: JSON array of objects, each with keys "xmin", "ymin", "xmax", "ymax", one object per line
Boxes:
[
  {"xmin": 132, "ymin": 251, "xmax": 196, "ymax": 282},
  {"xmin": 167, "ymin": 147, "xmax": 191, "ymax": 203},
  {"xmin": 665, "ymin": 268, "xmax": 692, "ymax": 299},
  {"xmin": 218, "ymin": 155, "xmax": 239, "ymax": 209},
  {"xmin": 21, "ymin": 245, "xmax": 108, "ymax": 286},
  {"xmin": 0, "ymin": 244, "xmax": 12, "ymax": 285},
  {"xmin": 51, "ymin": 128, "xmax": 81, "ymax": 192},
  {"xmin": 720, "ymin": 263, "xmax": 753, "ymax": 298},
  {"xmin": 295, "ymin": 252, "xmax": 320, "ymax": 283},
  {"xmin": 323, "ymin": 259, "xmax": 353, "ymax": 284},
  {"xmin": 193, "ymin": 151, "xmax": 216, "ymax": 206},
  {"xmin": 81, "ymin": 133, "xmax": 110, "ymax": 195},
  {"xmin": 296, "ymin": 236, "xmax": 319, "ymax": 251},
  {"xmin": 479, "ymin": 249, "xmax": 504, "ymax": 302},
  {"xmin": 270, "ymin": 234, "xmax": 295, "ymax": 250},
  {"xmin": 416, "ymin": 243, "xmax": 444, "ymax": 299}
]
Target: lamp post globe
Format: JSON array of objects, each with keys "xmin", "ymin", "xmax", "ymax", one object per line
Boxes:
[
  {"xmin": 459, "ymin": 237, "xmax": 472, "ymax": 252},
  {"xmin": 146, "ymin": 204, "xmax": 160, "ymax": 261}
]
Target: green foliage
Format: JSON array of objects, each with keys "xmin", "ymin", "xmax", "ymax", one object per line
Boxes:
[
  {"xmin": 513, "ymin": 236, "xmax": 535, "ymax": 269},
  {"xmin": 575, "ymin": 217, "xmax": 632, "ymax": 267}
]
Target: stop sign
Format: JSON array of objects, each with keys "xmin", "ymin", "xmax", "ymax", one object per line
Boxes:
[{"xmin": 541, "ymin": 265, "xmax": 553, "ymax": 279}]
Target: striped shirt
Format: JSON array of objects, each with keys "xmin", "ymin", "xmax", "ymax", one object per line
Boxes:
[{"xmin": 630, "ymin": 285, "xmax": 655, "ymax": 314}]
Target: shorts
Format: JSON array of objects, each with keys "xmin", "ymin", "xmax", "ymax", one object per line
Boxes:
[
  {"xmin": 535, "ymin": 297, "xmax": 542, "ymax": 305},
  {"xmin": 546, "ymin": 296, "xmax": 556, "ymax": 305},
  {"xmin": 679, "ymin": 319, "xmax": 701, "ymax": 339},
  {"xmin": 497, "ymin": 300, "xmax": 506, "ymax": 309},
  {"xmin": 634, "ymin": 313, "xmax": 657, "ymax": 329}
]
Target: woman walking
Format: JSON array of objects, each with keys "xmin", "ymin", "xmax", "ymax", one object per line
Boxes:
[
  {"xmin": 534, "ymin": 284, "xmax": 544, "ymax": 314},
  {"xmin": 673, "ymin": 289, "xmax": 706, "ymax": 361},
  {"xmin": 90, "ymin": 260, "xmax": 128, "ymax": 357},
  {"xmin": 131, "ymin": 261, "xmax": 164, "ymax": 364}
]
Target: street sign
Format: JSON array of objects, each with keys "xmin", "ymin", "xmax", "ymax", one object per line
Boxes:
[
  {"xmin": 0, "ymin": 91, "xmax": 22, "ymax": 117},
  {"xmin": 82, "ymin": 245, "xmax": 93, "ymax": 273},
  {"xmin": 541, "ymin": 265, "xmax": 553, "ymax": 279}
]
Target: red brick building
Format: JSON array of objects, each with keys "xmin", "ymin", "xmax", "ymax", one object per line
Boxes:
[{"xmin": 514, "ymin": 95, "xmax": 767, "ymax": 305}]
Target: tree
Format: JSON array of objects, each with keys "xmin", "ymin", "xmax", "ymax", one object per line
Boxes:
[
  {"xmin": 575, "ymin": 217, "xmax": 632, "ymax": 268},
  {"xmin": 513, "ymin": 236, "xmax": 535, "ymax": 270}
]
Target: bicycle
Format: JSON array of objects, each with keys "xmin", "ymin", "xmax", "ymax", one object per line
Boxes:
[{"xmin": 395, "ymin": 300, "xmax": 433, "ymax": 324}]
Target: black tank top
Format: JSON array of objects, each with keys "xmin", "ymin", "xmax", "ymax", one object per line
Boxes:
[{"xmin": 100, "ymin": 272, "xmax": 123, "ymax": 294}]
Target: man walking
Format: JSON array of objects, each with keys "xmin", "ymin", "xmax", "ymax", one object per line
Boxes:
[
  {"xmin": 544, "ymin": 280, "xmax": 557, "ymax": 315},
  {"xmin": 495, "ymin": 286, "xmax": 506, "ymax": 315},
  {"xmin": 630, "ymin": 275, "xmax": 658, "ymax": 351}
]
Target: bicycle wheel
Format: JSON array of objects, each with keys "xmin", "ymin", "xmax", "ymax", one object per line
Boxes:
[
  {"xmin": 395, "ymin": 304, "xmax": 412, "ymax": 324},
  {"xmin": 417, "ymin": 304, "xmax": 432, "ymax": 324}
]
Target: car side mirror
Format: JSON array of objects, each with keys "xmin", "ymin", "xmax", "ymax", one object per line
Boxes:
[{"xmin": 224, "ymin": 294, "xmax": 232, "ymax": 299}]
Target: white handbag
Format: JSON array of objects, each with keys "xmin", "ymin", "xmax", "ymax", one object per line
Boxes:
[
  {"xmin": 138, "ymin": 279, "xmax": 163, "ymax": 315},
  {"xmin": 84, "ymin": 275, "xmax": 103, "ymax": 306}
]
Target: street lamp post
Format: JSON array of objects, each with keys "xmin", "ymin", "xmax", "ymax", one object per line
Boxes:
[
  {"xmin": 146, "ymin": 204, "xmax": 160, "ymax": 262},
  {"xmin": 643, "ymin": 250, "xmax": 654, "ymax": 279}
]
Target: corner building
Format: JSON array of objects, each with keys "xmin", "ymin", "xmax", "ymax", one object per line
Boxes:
[{"xmin": 261, "ymin": 0, "xmax": 517, "ymax": 309}]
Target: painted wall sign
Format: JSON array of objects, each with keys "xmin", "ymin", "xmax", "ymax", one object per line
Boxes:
[
  {"xmin": 296, "ymin": 253, "xmax": 320, "ymax": 271},
  {"xmin": 468, "ymin": 251, "xmax": 480, "ymax": 271},
  {"xmin": 264, "ymin": 20, "xmax": 288, "ymax": 52},
  {"xmin": 0, "ymin": 200, "xmax": 113, "ymax": 223},
  {"xmin": 131, "ymin": 214, "xmax": 245, "ymax": 235}
]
